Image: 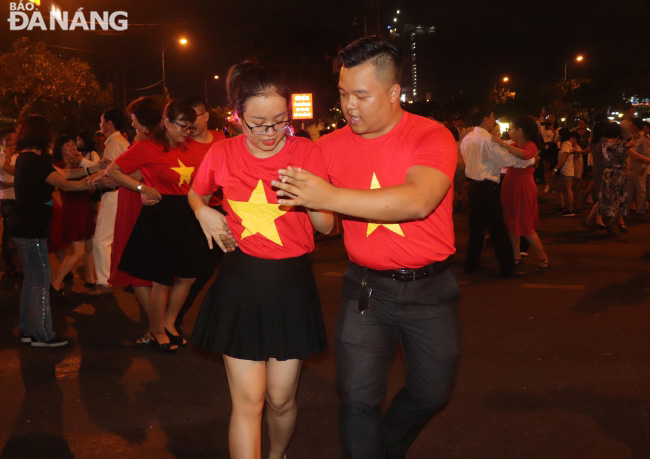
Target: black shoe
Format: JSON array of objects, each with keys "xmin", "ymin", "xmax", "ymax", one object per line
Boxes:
[
  {"xmin": 50, "ymin": 285, "xmax": 65, "ymax": 300},
  {"xmin": 150, "ymin": 335, "xmax": 178, "ymax": 353},
  {"xmin": 31, "ymin": 337, "xmax": 68, "ymax": 348},
  {"xmin": 20, "ymin": 332, "xmax": 34, "ymax": 344},
  {"xmin": 165, "ymin": 328, "xmax": 188, "ymax": 347},
  {"xmin": 84, "ymin": 282, "xmax": 96, "ymax": 289}
]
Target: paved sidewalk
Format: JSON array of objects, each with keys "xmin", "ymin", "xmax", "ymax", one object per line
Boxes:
[{"xmin": 1, "ymin": 193, "xmax": 650, "ymax": 458}]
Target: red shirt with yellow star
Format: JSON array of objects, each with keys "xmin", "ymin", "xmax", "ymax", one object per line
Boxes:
[
  {"xmin": 115, "ymin": 139, "xmax": 206, "ymax": 195},
  {"xmin": 192, "ymin": 135, "xmax": 327, "ymax": 259},
  {"xmin": 318, "ymin": 111, "xmax": 457, "ymax": 270}
]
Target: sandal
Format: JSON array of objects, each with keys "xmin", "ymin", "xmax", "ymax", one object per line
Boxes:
[
  {"xmin": 535, "ymin": 257, "xmax": 549, "ymax": 274},
  {"xmin": 150, "ymin": 335, "xmax": 178, "ymax": 353},
  {"xmin": 514, "ymin": 258, "xmax": 524, "ymax": 266},
  {"xmin": 620, "ymin": 223, "xmax": 628, "ymax": 232},
  {"xmin": 135, "ymin": 334, "xmax": 152, "ymax": 345},
  {"xmin": 165, "ymin": 328, "xmax": 188, "ymax": 347}
]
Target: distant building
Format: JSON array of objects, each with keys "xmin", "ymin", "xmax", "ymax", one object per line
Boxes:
[{"xmin": 389, "ymin": 24, "xmax": 436, "ymax": 103}]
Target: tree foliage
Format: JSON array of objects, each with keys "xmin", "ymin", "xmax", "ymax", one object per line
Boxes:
[{"xmin": 0, "ymin": 39, "xmax": 113, "ymax": 135}]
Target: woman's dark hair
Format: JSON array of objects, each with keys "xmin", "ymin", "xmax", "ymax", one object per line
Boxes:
[
  {"xmin": 52, "ymin": 134, "xmax": 75, "ymax": 163},
  {"xmin": 512, "ymin": 116, "xmax": 542, "ymax": 149},
  {"xmin": 602, "ymin": 122, "xmax": 622, "ymax": 139},
  {"xmin": 544, "ymin": 113, "xmax": 559, "ymax": 130},
  {"xmin": 127, "ymin": 96, "xmax": 163, "ymax": 133},
  {"xmin": 76, "ymin": 130, "xmax": 94, "ymax": 153},
  {"xmin": 150, "ymin": 99, "xmax": 197, "ymax": 152},
  {"xmin": 558, "ymin": 127, "xmax": 571, "ymax": 142},
  {"xmin": 338, "ymin": 35, "xmax": 403, "ymax": 85},
  {"xmin": 226, "ymin": 60, "xmax": 291, "ymax": 117},
  {"xmin": 590, "ymin": 113, "xmax": 607, "ymax": 144},
  {"xmin": 16, "ymin": 115, "xmax": 51, "ymax": 153}
]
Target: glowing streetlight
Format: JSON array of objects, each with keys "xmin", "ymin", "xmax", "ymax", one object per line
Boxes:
[
  {"xmin": 162, "ymin": 37, "xmax": 189, "ymax": 96},
  {"xmin": 204, "ymin": 74, "xmax": 220, "ymax": 103},
  {"xmin": 564, "ymin": 54, "xmax": 584, "ymax": 80},
  {"xmin": 502, "ymin": 76, "xmax": 510, "ymax": 83}
]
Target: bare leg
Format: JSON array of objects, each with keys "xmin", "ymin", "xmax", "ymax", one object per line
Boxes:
[
  {"xmin": 149, "ymin": 282, "xmax": 175, "ymax": 346},
  {"xmin": 266, "ymin": 358, "xmax": 301, "ymax": 459},
  {"xmin": 508, "ymin": 232, "xmax": 521, "ymax": 262},
  {"xmin": 224, "ymin": 356, "xmax": 266, "ymax": 459},
  {"xmin": 163, "ymin": 277, "xmax": 195, "ymax": 336},
  {"xmin": 134, "ymin": 285, "xmax": 152, "ymax": 339},
  {"xmin": 522, "ymin": 232, "xmax": 547, "ymax": 261},
  {"xmin": 84, "ymin": 239, "xmax": 95, "ymax": 284},
  {"xmin": 52, "ymin": 240, "xmax": 85, "ymax": 290}
]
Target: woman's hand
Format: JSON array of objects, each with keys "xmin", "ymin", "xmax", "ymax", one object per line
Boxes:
[
  {"xmin": 195, "ymin": 206, "xmax": 237, "ymax": 252},
  {"xmin": 140, "ymin": 184, "xmax": 162, "ymax": 206}
]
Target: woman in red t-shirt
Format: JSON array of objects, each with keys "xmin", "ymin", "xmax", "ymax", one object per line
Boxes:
[
  {"xmin": 106, "ymin": 99, "xmax": 210, "ymax": 352},
  {"xmin": 188, "ymin": 61, "xmax": 333, "ymax": 459},
  {"xmin": 495, "ymin": 116, "xmax": 549, "ymax": 273},
  {"xmin": 107, "ymin": 96, "xmax": 161, "ymax": 344}
]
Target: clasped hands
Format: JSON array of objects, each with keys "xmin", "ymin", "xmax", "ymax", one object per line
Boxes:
[
  {"xmin": 271, "ymin": 166, "xmax": 332, "ymax": 210},
  {"xmin": 195, "ymin": 205, "xmax": 238, "ymax": 253}
]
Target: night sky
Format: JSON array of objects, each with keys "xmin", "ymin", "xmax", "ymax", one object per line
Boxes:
[{"xmin": 1, "ymin": 0, "xmax": 649, "ymax": 110}]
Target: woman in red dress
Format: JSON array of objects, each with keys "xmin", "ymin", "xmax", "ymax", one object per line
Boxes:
[
  {"xmin": 50, "ymin": 135, "xmax": 97, "ymax": 293},
  {"xmin": 106, "ymin": 96, "xmax": 161, "ymax": 344},
  {"xmin": 495, "ymin": 116, "xmax": 549, "ymax": 273}
]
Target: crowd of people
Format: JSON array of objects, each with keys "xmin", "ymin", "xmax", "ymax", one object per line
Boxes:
[
  {"xmin": 0, "ymin": 34, "xmax": 648, "ymax": 459},
  {"xmin": 449, "ymin": 104, "xmax": 650, "ymax": 276}
]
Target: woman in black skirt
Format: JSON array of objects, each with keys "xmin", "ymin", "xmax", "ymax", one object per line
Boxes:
[
  {"xmin": 106, "ymin": 100, "xmax": 211, "ymax": 352},
  {"xmin": 188, "ymin": 61, "xmax": 333, "ymax": 459}
]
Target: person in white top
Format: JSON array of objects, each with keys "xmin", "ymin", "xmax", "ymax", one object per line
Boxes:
[
  {"xmin": 619, "ymin": 104, "xmax": 635, "ymax": 141},
  {"xmin": 460, "ymin": 106, "xmax": 535, "ymax": 277},
  {"xmin": 626, "ymin": 118, "xmax": 650, "ymax": 215},
  {"xmin": 92, "ymin": 108, "xmax": 130, "ymax": 291},
  {"xmin": 0, "ymin": 129, "xmax": 19, "ymax": 276},
  {"xmin": 553, "ymin": 129, "xmax": 580, "ymax": 216}
]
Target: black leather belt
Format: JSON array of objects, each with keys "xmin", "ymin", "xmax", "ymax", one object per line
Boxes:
[{"xmin": 368, "ymin": 256, "xmax": 452, "ymax": 282}]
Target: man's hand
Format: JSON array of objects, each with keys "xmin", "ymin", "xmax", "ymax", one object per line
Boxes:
[
  {"xmin": 272, "ymin": 166, "xmax": 334, "ymax": 209},
  {"xmin": 195, "ymin": 206, "xmax": 237, "ymax": 252}
]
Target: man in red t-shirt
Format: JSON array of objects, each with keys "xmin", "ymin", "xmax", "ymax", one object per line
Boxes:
[
  {"xmin": 273, "ymin": 36, "xmax": 460, "ymax": 459},
  {"xmin": 174, "ymin": 96, "xmax": 228, "ymax": 333}
]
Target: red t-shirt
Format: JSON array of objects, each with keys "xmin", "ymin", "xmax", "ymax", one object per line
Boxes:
[
  {"xmin": 193, "ymin": 135, "xmax": 326, "ymax": 259},
  {"xmin": 318, "ymin": 111, "xmax": 457, "ymax": 270},
  {"xmin": 115, "ymin": 139, "xmax": 206, "ymax": 195}
]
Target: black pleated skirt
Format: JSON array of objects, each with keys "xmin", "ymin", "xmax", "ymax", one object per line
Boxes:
[
  {"xmin": 191, "ymin": 250, "xmax": 328, "ymax": 361},
  {"xmin": 118, "ymin": 195, "xmax": 210, "ymax": 286}
]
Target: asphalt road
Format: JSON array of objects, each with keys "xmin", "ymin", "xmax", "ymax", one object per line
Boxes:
[{"xmin": 1, "ymin": 191, "xmax": 649, "ymax": 459}]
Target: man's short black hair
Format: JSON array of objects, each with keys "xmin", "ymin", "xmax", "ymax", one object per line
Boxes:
[
  {"xmin": 102, "ymin": 108, "xmax": 125, "ymax": 131},
  {"xmin": 338, "ymin": 36, "xmax": 403, "ymax": 85},
  {"xmin": 186, "ymin": 96, "xmax": 209, "ymax": 112},
  {"xmin": 467, "ymin": 105, "xmax": 493, "ymax": 127},
  {"xmin": 631, "ymin": 117, "xmax": 644, "ymax": 131}
]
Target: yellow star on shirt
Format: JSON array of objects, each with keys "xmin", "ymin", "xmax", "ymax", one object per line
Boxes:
[
  {"xmin": 228, "ymin": 179, "xmax": 288, "ymax": 246},
  {"xmin": 366, "ymin": 173, "xmax": 405, "ymax": 237},
  {"xmin": 171, "ymin": 159, "xmax": 194, "ymax": 186}
]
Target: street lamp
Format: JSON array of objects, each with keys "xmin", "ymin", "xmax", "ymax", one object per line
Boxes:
[
  {"xmin": 162, "ymin": 37, "xmax": 189, "ymax": 96},
  {"xmin": 204, "ymin": 74, "xmax": 219, "ymax": 104},
  {"xmin": 502, "ymin": 76, "xmax": 510, "ymax": 83},
  {"xmin": 564, "ymin": 54, "xmax": 584, "ymax": 80}
]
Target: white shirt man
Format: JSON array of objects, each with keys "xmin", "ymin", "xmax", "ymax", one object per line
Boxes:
[{"xmin": 93, "ymin": 110, "xmax": 130, "ymax": 289}]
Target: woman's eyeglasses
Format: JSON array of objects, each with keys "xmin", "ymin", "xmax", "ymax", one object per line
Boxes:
[
  {"xmin": 241, "ymin": 117, "xmax": 290, "ymax": 135},
  {"xmin": 173, "ymin": 120, "xmax": 197, "ymax": 134}
]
